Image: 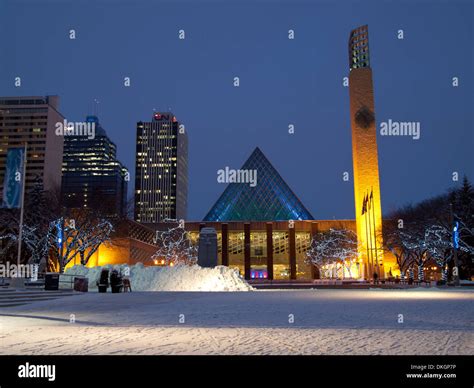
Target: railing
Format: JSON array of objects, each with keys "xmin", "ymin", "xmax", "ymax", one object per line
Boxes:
[{"xmin": 0, "ymin": 272, "xmax": 86, "ymax": 290}]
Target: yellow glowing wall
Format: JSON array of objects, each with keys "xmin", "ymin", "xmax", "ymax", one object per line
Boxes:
[
  {"xmin": 64, "ymin": 238, "xmax": 131, "ymax": 270},
  {"xmin": 349, "ymin": 68, "xmax": 398, "ymax": 278}
]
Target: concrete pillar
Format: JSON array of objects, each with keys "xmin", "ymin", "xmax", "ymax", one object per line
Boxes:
[
  {"xmin": 244, "ymin": 223, "xmax": 251, "ymax": 280},
  {"xmin": 266, "ymin": 222, "xmax": 273, "ymax": 280},
  {"xmin": 310, "ymin": 222, "xmax": 319, "ymax": 279},
  {"xmin": 221, "ymin": 223, "xmax": 229, "ymax": 266}
]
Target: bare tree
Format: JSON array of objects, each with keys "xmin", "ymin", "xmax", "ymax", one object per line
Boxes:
[
  {"xmin": 382, "ymin": 225, "xmax": 414, "ymax": 280},
  {"xmin": 425, "ymin": 224, "xmax": 474, "ymax": 282},
  {"xmin": 48, "ymin": 215, "xmax": 114, "ymax": 272},
  {"xmin": 76, "ymin": 219, "xmax": 114, "ymax": 265},
  {"xmin": 151, "ymin": 220, "xmax": 197, "ymax": 266},
  {"xmin": 387, "ymin": 176, "xmax": 474, "ymax": 280},
  {"xmin": 306, "ymin": 229, "xmax": 360, "ymax": 279}
]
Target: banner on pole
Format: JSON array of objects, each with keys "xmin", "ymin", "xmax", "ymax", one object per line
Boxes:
[
  {"xmin": 453, "ymin": 221, "xmax": 460, "ymax": 249},
  {"xmin": 1, "ymin": 147, "xmax": 25, "ymax": 209}
]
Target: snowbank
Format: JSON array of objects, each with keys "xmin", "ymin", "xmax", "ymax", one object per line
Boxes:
[{"xmin": 62, "ymin": 263, "xmax": 253, "ymax": 292}]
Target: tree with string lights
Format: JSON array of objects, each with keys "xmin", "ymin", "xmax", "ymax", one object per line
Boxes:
[
  {"xmin": 48, "ymin": 216, "xmax": 114, "ymax": 272},
  {"xmin": 151, "ymin": 220, "xmax": 198, "ymax": 266},
  {"xmin": 306, "ymin": 228, "xmax": 360, "ymax": 279}
]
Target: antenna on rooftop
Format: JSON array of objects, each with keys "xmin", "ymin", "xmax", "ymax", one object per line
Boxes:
[{"xmin": 93, "ymin": 98, "xmax": 100, "ymax": 116}]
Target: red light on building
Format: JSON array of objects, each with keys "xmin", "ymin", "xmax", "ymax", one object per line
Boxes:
[
  {"xmin": 154, "ymin": 113, "xmax": 162, "ymax": 120},
  {"xmin": 172, "ymin": 116, "xmax": 177, "ymax": 123}
]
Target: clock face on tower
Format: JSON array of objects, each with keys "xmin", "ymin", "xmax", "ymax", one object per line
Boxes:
[{"xmin": 355, "ymin": 106, "xmax": 375, "ymax": 129}]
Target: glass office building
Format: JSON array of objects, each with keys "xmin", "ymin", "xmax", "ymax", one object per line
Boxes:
[
  {"xmin": 62, "ymin": 115, "xmax": 128, "ymax": 218},
  {"xmin": 0, "ymin": 96, "xmax": 64, "ymax": 197},
  {"xmin": 134, "ymin": 112, "xmax": 188, "ymax": 224}
]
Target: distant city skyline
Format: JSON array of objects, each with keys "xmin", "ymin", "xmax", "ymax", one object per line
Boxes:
[{"xmin": 1, "ymin": 0, "xmax": 472, "ymax": 221}]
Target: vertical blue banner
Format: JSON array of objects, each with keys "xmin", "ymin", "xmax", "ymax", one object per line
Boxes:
[
  {"xmin": 453, "ymin": 221, "xmax": 460, "ymax": 249},
  {"xmin": 2, "ymin": 147, "xmax": 25, "ymax": 209}
]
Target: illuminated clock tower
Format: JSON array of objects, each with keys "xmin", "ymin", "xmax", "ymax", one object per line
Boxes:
[{"xmin": 348, "ymin": 25, "xmax": 395, "ymax": 280}]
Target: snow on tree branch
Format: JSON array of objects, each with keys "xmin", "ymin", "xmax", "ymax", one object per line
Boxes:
[
  {"xmin": 151, "ymin": 219, "xmax": 197, "ymax": 266},
  {"xmin": 306, "ymin": 229, "xmax": 360, "ymax": 279}
]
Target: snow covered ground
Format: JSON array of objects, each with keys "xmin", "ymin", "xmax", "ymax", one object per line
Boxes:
[{"xmin": 0, "ymin": 288, "xmax": 472, "ymax": 355}]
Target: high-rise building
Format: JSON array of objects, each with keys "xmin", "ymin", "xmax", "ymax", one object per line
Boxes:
[
  {"xmin": 134, "ymin": 112, "xmax": 188, "ymax": 224},
  {"xmin": 0, "ymin": 96, "xmax": 64, "ymax": 197},
  {"xmin": 348, "ymin": 25, "xmax": 395, "ymax": 279},
  {"xmin": 62, "ymin": 115, "xmax": 128, "ymax": 218}
]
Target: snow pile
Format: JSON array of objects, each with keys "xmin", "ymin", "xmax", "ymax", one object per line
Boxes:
[{"xmin": 63, "ymin": 263, "xmax": 253, "ymax": 292}]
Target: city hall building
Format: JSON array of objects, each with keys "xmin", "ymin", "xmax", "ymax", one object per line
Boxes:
[
  {"xmin": 180, "ymin": 25, "xmax": 398, "ymax": 281},
  {"xmin": 179, "ymin": 219, "xmax": 357, "ymax": 281},
  {"xmin": 151, "ymin": 146, "xmax": 371, "ymax": 281},
  {"xmin": 189, "ymin": 147, "xmax": 356, "ymax": 280},
  {"xmin": 67, "ymin": 25, "xmax": 399, "ymax": 281}
]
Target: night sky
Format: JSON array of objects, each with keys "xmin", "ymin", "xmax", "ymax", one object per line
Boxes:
[{"xmin": 1, "ymin": 0, "xmax": 472, "ymax": 221}]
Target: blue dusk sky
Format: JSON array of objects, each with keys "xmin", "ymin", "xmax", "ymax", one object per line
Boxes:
[{"xmin": 0, "ymin": 0, "xmax": 472, "ymax": 220}]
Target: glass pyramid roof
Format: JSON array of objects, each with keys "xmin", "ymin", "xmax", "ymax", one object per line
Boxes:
[{"xmin": 204, "ymin": 147, "xmax": 314, "ymax": 221}]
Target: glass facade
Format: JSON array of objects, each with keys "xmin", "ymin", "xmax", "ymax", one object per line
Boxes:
[
  {"xmin": 296, "ymin": 232, "xmax": 312, "ymax": 279},
  {"xmin": 204, "ymin": 147, "xmax": 313, "ymax": 221},
  {"xmin": 176, "ymin": 219, "xmax": 357, "ymax": 280},
  {"xmin": 62, "ymin": 115, "xmax": 128, "ymax": 218},
  {"xmin": 349, "ymin": 25, "xmax": 370, "ymax": 70},
  {"xmin": 272, "ymin": 231, "xmax": 290, "ymax": 279},
  {"xmin": 228, "ymin": 232, "xmax": 245, "ymax": 274},
  {"xmin": 250, "ymin": 232, "xmax": 267, "ymax": 277}
]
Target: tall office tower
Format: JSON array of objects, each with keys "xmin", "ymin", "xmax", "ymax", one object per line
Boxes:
[
  {"xmin": 62, "ymin": 115, "xmax": 128, "ymax": 218},
  {"xmin": 0, "ymin": 96, "xmax": 64, "ymax": 197},
  {"xmin": 134, "ymin": 112, "xmax": 188, "ymax": 224},
  {"xmin": 348, "ymin": 26, "xmax": 395, "ymax": 279}
]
